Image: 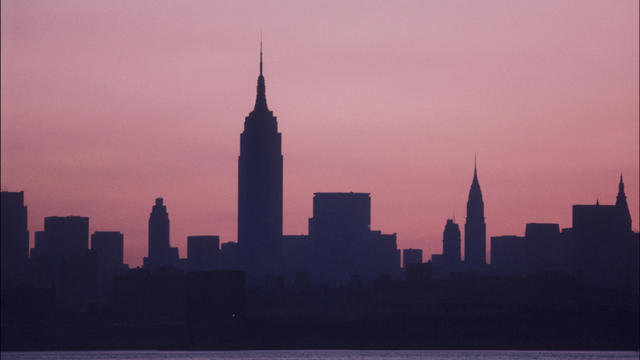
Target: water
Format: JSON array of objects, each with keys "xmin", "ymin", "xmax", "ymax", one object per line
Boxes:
[{"xmin": 1, "ymin": 351, "xmax": 638, "ymax": 360}]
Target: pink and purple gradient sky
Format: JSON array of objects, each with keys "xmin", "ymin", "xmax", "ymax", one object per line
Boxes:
[{"xmin": 1, "ymin": 1, "xmax": 638, "ymax": 267}]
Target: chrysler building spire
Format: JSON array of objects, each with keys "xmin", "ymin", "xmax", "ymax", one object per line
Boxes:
[{"xmin": 465, "ymin": 159, "xmax": 486, "ymax": 269}]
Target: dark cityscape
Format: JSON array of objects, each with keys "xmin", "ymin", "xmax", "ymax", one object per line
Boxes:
[{"xmin": 1, "ymin": 46, "xmax": 638, "ymax": 351}]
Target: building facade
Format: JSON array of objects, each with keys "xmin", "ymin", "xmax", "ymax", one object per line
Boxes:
[
  {"xmin": 237, "ymin": 43, "xmax": 283, "ymax": 280},
  {"xmin": 1, "ymin": 191, "xmax": 29, "ymax": 288},
  {"xmin": 144, "ymin": 198, "xmax": 178, "ymax": 269},
  {"xmin": 403, "ymin": 249, "xmax": 423, "ymax": 268},
  {"xmin": 187, "ymin": 235, "xmax": 220, "ymax": 271},
  {"xmin": 308, "ymin": 192, "xmax": 400, "ymax": 284},
  {"xmin": 464, "ymin": 163, "xmax": 486, "ymax": 269},
  {"xmin": 432, "ymin": 218, "xmax": 463, "ymax": 278}
]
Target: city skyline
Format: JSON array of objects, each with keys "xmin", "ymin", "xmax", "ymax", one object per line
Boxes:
[{"xmin": 1, "ymin": 1, "xmax": 638, "ymax": 267}]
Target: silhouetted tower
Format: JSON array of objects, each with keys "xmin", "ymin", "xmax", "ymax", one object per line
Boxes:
[
  {"xmin": 1, "ymin": 191, "xmax": 29, "ymax": 288},
  {"xmin": 43, "ymin": 216, "xmax": 89, "ymax": 259},
  {"xmin": 464, "ymin": 161, "xmax": 486, "ymax": 268},
  {"xmin": 403, "ymin": 249, "xmax": 423, "ymax": 268},
  {"xmin": 149, "ymin": 198, "xmax": 170, "ymax": 258},
  {"xmin": 91, "ymin": 231, "xmax": 126, "ymax": 302},
  {"xmin": 187, "ymin": 235, "xmax": 220, "ymax": 271},
  {"xmin": 443, "ymin": 219, "xmax": 461, "ymax": 263},
  {"xmin": 238, "ymin": 40, "xmax": 283, "ymax": 279},
  {"xmin": 615, "ymin": 174, "xmax": 632, "ymax": 232},
  {"xmin": 144, "ymin": 198, "xmax": 178, "ymax": 269},
  {"xmin": 92, "ymin": 231, "xmax": 124, "ymax": 266}
]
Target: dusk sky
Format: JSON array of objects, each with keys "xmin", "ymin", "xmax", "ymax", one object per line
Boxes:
[{"xmin": 1, "ymin": 0, "xmax": 638, "ymax": 267}]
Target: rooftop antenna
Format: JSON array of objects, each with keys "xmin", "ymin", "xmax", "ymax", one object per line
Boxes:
[
  {"xmin": 259, "ymin": 30, "xmax": 263, "ymax": 76},
  {"xmin": 474, "ymin": 152, "xmax": 477, "ymax": 170}
]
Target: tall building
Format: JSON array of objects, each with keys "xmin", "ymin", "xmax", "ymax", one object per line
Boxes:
[
  {"xmin": 615, "ymin": 174, "xmax": 632, "ymax": 231},
  {"xmin": 31, "ymin": 231, "xmax": 48, "ymax": 258},
  {"xmin": 431, "ymin": 219, "xmax": 462, "ymax": 278},
  {"xmin": 403, "ymin": 249, "xmax": 423, "ymax": 268},
  {"xmin": 281, "ymin": 234, "xmax": 312, "ymax": 277},
  {"xmin": 491, "ymin": 223, "xmax": 561, "ymax": 276},
  {"xmin": 569, "ymin": 175, "xmax": 636, "ymax": 289},
  {"xmin": 220, "ymin": 241, "xmax": 240, "ymax": 270},
  {"xmin": 490, "ymin": 235, "xmax": 526, "ymax": 275},
  {"xmin": 464, "ymin": 162, "xmax": 486, "ymax": 269},
  {"xmin": 91, "ymin": 231, "xmax": 124, "ymax": 265},
  {"xmin": 187, "ymin": 235, "xmax": 220, "ymax": 271},
  {"xmin": 443, "ymin": 219, "xmax": 461, "ymax": 264},
  {"xmin": 91, "ymin": 231, "xmax": 126, "ymax": 302},
  {"xmin": 524, "ymin": 223, "xmax": 561, "ymax": 273},
  {"xmin": 31, "ymin": 216, "xmax": 96, "ymax": 311},
  {"xmin": 238, "ymin": 42, "xmax": 283, "ymax": 279},
  {"xmin": 309, "ymin": 192, "xmax": 399, "ymax": 284},
  {"xmin": 42, "ymin": 216, "xmax": 90, "ymax": 259},
  {"xmin": 148, "ymin": 198, "xmax": 169, "ymax": 258},
  {"xmin": 1, "ymin": 191, "xmax": 29, "ymax": 288},
  {"xmin": 143, "ymin": 198, "xmax": 178, "ymax": 269}
]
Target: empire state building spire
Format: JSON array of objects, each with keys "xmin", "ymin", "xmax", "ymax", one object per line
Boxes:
[
  {"xmin": 254, "ymin": 37, "xmax": 268, "ymax": 112},
  {"xmin": 260, "ymin": 35, "xmax": 263, "ymax": 76},
  {"xmin": 238, "ymin": 37, "xmax": 283, "ymax": 283}
]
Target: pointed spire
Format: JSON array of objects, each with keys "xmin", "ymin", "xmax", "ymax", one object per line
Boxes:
[
  {"xmin": 253, "ymin": 34, "xmax": 268, "ymax": 112},
  {"xmin": 467, "ymin": 156, "xmax": 484, "ymax": 220},
  {"xmin": 473, "ymin": 153, "xmax": 479, "ymax": 183},
  {"xmin": 617, "ymin": 172, "xmax": 628, "ymax": 207},
  {"xmin": 474, "ymin": 153, "xmax": 477, "ymax": 172},
  {"xmin": 619, "ymin": 173, "xmax": 624, "ymax": 190},
  {"xmin": 616, "ymin": 172, "xmax": 632, "ymax": 230}
]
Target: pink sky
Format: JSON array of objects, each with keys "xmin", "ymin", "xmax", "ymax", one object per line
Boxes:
[{"xmin": 2, "ymin": 0, "xmax": 638, "ymax": 267}]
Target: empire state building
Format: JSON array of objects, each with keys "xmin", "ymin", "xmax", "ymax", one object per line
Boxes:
[{"xmin": 237, "ymin": 42, "xmax": 283, "ymax": 279}]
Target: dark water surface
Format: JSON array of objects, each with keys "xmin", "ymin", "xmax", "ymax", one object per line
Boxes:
[{"xmin": 1, "ymin": 350, "xmax": 638, "ymax": 360}]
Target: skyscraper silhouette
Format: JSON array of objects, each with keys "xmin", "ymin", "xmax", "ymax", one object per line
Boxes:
[
  {"xmin": 187, "ymin": 235, "xmax": 220, "ymax": 271},
  {"xmin": 464, "ymin": 161, "xmax": 486, "ymax": 269},
  {"xmin": 431, "ymin": 218, "xmax": 462, "ymax": 278},
  {"xmin": 308, "ymin": 192, "xmax": 400, "ymax": 285},
  {"xmin": 91, "ymin": 231, "xmax": 126, "ymax": 302},
  {"xmin": 149, "ymin": 198, "xmax": 170, "ymax": 258},
  {"xmin": 402, "ymin": 249, "xmax": 423, "ymax": 268},
  {"xmin": 42, "ymin": 216, "xmax": 90, "ymax": 259},
  {"xmin": 443, "ymin": 219, "xmax": 461, "ymax": 264},
  {"xmin": 92, "ymin": 231, "xmax": 124, "ymax": 266},
  {"xmin": 238, "ymin": 41, "xmax": 283, "ymax": 280},
  {"xmin": 570, "ymin": 175, "xmax": 636, "ymax": 289},
  {"xmin": 615, "ymin": 174, "xmax": 632, "ymax": 231},
  {"xmin": 143, "ymin": 198, "xmax": 178, "ymax": 269},
  {"xmin": 1, "ymin": 191, "xmax": 29, "ymax": 288}
]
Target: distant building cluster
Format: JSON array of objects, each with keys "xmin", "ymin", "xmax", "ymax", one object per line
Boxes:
[
  {"xmin": 489, "ymin": 175, "xmax": 638, "ymax": 292},
  {"xmin": 1, "ymin": 47, "xmax": 638, "ymax": 322}
]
